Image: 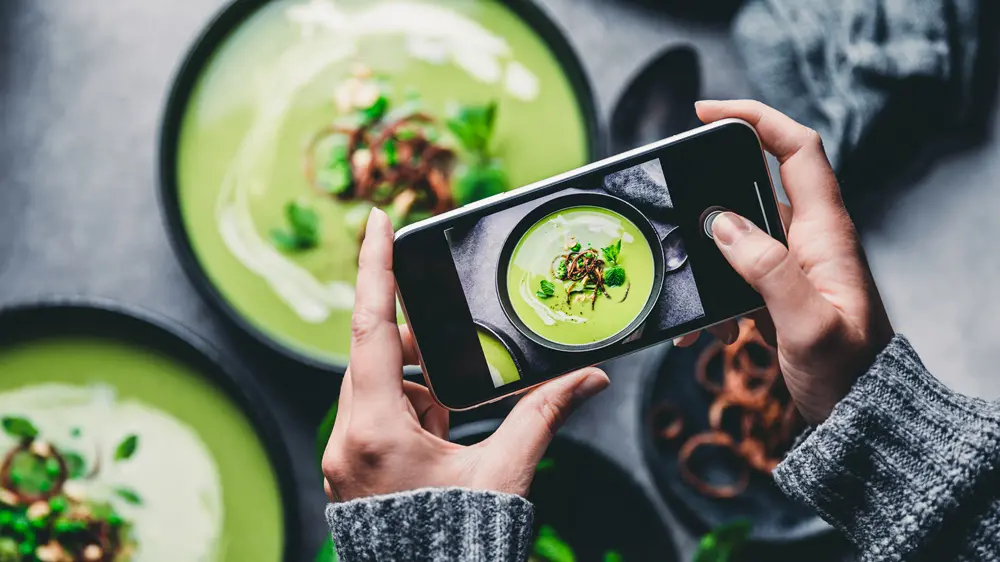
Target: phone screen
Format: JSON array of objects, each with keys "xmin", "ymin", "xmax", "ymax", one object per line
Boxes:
[{"xmin": 394, "ymin": 121, "xmax": 784, "ymax": 409}]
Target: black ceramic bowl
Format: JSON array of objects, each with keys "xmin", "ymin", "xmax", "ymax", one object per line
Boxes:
[
  {"xmin": 0, "ymin": 298, "xmax": 302, "ymax": 561},
  {"xmin": 451, "ymin": 420, "xmax": 678, "ymax": 561},
  {"xmin": 157, "ymin": 0, "xmax": 602, "ymax": 375},
  {"xmin": 496, "ymin": 192, "xmax": 665, "ymax": 353},
  {"xmin": 639, "ymin": 334, "xmax": 832, "ymax": 544}
]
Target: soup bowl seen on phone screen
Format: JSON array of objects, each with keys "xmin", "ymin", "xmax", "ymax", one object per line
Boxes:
[{"xmin": 504, "ymin": 204, "xmax": 657, "ymax": 349}]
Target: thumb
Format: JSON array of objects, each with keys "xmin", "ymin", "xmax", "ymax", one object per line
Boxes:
[
  {"xmin": 486, "ymin": 368, "xmax": 609, "ymax": 465},
  {"xmin": 710, "ymin": 212, "xmax": 834, "ymax": 333}
]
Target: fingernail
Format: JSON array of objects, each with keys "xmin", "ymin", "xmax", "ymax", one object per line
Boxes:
[
  {"xmin": 367, "ymin": 207, "xmax": 387, "ymax": 233},
  {"xmin": 672, "ymin": 337, "xmax": 683, "ymax": 346},
  {"xmin": 695, "ymin": 100, "xmax": 719, "ymax": 109},
  {"xmin": 711, "ymin": 212, "xmax": 752, "ymax": 246},
  {"xmin": 573, "ymin": 371, "xmax": 610, "ymax": 402}
]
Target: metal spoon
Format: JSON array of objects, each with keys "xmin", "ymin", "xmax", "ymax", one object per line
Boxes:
[
  {"xmin": 662, "ymin": 226, "xmax": 688, "ymax": 272},
  {"xmin": 609, "ymin": 45, "xmax": 701, "ymax": 155}
]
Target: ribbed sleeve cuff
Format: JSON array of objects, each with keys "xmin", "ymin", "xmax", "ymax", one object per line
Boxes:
[
  {"xmin": 325, "ymin": 488, "xmax": 534, "ymax": 562},
  {"xmin": 774, "ymin": 335, "xmax": 1000, "ymax": 556}
]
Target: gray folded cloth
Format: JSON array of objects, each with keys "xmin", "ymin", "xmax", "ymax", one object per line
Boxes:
[{"xmin": 733, "ymin": 0, "xmax": 981, "ymax": 169}]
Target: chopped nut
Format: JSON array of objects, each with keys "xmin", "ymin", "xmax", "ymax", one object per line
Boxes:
[
  {"xmin": 0, "ymin": 488, "xmax": 18, "ymax": 506},
  {"xmin": 351, "ymin": 62, "xmax": 372, "ymax": 79},
  {"xmin": 353, "ymin": 82, "xmax": 381, "ymax": 110},
  {"xmin": 61, "ymin": 481, "xmax": 86, "ymax": 502},
  {"xmin": 352, "ymin": 148, "xmax": 372, "ymax": 170},
  {"xmin": 334, "ymin": 77, "xmax": 364, "ymax": 113},
  {"xmin": 30, "ymin": 440, "xmax": 52, "ymax": 457},
  {"xmin": 27, "ymin": 501, "xmax": 51, "ymax": 520},
  {"xmin": 36, "ymin": 542, "xmax": 67, "ymax": 562},
  {"xmin": 82, "ymin": 544, "xmax": 103, "ymax": 561}
]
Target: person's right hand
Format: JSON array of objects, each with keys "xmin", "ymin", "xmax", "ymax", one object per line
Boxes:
[{"xmin": 675, "ymin": 100, "xmax": 895, "ymax": 425}]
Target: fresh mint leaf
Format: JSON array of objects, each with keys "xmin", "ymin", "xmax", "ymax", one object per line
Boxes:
[
  {"xmin": 360, "ymin": 94, "xmax": 388, "ymax": 124},
  {"xmin": 114, "ymin": 434, "xmax": 138, "ymax": 462},
  {"xmin": 114, "ymin": 487, "xmax": 142, "ymax": 506},
  {"xmin": 537, "ymin": 279, "xmax": 555, "ymax": 299},
  {"xmin": 603, "ymin": 551, "xmax": 623, "ymax": 562},
  {"xmin": 271, "ymin": 200, "xmax": 321, "ymax": 252},
  {"xmin": 532, "ymin": 525, "xmax": 575, "ymax": 562},
  {"xmin": 2, "ymin": 417, "xmax": 37, "ymax": 440},
  {"xmin": 452, "ymin": 160, "xmax": 508, "ymax": 206},
  {"xmin": 317, "ymin": 160, "xmax": 352, "ymax": 195},
  {"xmin": 693, "ymin": 519, "xmax": 751, "ymax": 562},
  {"xmin": 447, "ymin": 101, "xmax": 498, "ymax": 153},
  {"xmin": 536, "ymin": 458, "xmax": 555, "ymax": 472},
  {"xmin": 604, "ymin": 266, "xmax": 626, "ymax": 287},
  {"xmin": 63, "ymin": 451, "xmax": 87, "ymax": 479},
  {"xmin": 569, "ymin": 242, "xmax": 582, "ymax": 252},
  {"xmin": 601, "ymin": 239, "xmax": 621, "ymax": 265}
]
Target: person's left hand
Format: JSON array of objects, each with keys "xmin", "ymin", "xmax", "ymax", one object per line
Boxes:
[{"xmin": 321, "ymin": 208, "xmax": 610, "ymax": 502}]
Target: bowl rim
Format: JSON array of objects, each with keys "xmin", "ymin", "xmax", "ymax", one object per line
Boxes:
[
  {"xmin": 495, "ymin": 192, "xmax": 666, "ymax": 352},
  {"xmin": 156, "ymin": 0, "xmax": 603, "ymax": 374},
  {"xmin": 0, "ymin": 297, "xmax": 302, "ymax": 561}
]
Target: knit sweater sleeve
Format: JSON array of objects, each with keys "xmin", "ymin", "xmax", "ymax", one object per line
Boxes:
[
  {"xmin": 774, "ymin": 335, "xmax": 1000, "ymax": 561},
  {"xmin": 325, "ymin": 487, "xmax": 534, "ymax": 561}
]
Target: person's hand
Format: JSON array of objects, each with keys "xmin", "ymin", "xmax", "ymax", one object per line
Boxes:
[
  {"xmin": 675, "ymin": 100, "xmax": 894, "ymax": 425},
  {"xmin": 321, "ymin": 208, "xmax": 610, "ymax": 502}
]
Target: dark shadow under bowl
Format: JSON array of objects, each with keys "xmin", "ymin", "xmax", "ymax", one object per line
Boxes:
[{"xmin": 496, "ymin": 192, "xmax": 665, "ymax": 353}]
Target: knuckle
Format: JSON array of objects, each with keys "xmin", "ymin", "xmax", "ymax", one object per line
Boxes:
[
  {"xmin": 802, "ymin": 127, "xmax": 824, "ymax": 151},
  {"xmin": 350, "ymin": 305, "xmax": 383, "ymax": 346},
  {"xmin": 745, "ymin": 242, "xmax": 789, "ymax": 284},
  {"xmin": 533, "ymin": 395, "xmax": 567, "ymax": 440},
  {"xmin": 344, "ymin": 427, "xmax": 389, "ymax": 467},
  {"xmin": 321, "ymin": 452, "xmax": 348, "ymax": 484}
]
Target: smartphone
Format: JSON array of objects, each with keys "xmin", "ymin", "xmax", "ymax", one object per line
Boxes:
[{"xmin": 394, "ymin": 119, "xmax": 785, "ymax": 410}]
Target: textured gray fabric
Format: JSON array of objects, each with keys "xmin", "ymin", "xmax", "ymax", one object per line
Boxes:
[
  {"xmin": 774, "ymin": 335, "xmax": 1000, "ymax": 561},
  {"xmin": 325, "ymin": 335, "xmax": 1000, "ymax": 561},
  {"xmin": 326, "ymin": 488, "xmax": 534, "ymax": 562},
  {"xmin": 733, "ymin": 0, "xmax": 981, "ymax": 169}
]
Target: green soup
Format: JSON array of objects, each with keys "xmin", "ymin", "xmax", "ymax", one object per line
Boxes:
[
  {"xmin": 175, "ymin": 0, "xmax": 591, "ymax": 365},
  {"xmin": 0, "ymin": 338, "xmax": 285, "ymax": 561},
  {"xmin": 477, "ymin": 329, "xmax": 521, "ymax": 387},
  {"xmin": 507, "ymin": 206, "xmax": 655, "ymax": 346}
]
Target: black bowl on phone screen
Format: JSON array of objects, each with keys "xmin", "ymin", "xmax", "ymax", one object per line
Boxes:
[
  {"xmin": 496, "ymin": 192, "xmax": 665, "ymax": 353},
  {"xmin": 450, "ymin": 420, "xmax": 679, "ymax": 562}
]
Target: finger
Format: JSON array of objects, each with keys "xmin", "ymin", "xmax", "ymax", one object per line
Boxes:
[
  {"xmin": 349, "ymin": 208, "xmax": 406, "ymax": 413},
  {"xmin": 486, "ymin": 368, "xmax": 609, "ymax": 465},
  {"xmin": 399, "ymin": 324, "xmax": 420, "ymax": 366},
  {"xmin": 749, "ymin": 309, "xmax": 778, "ymax": 348},
  {"xmin": 402, "ymin": 381, "xmax": 449, "ymax": 439},
  {"xmin": 695, "ymin": 100, "xmax": 842, "ymax": 217},
  {"xmin": 673, "ymin": 333, "xmax": 700, "ymax": 347},
  {"xmin": 711, "ymin": 212, "xmax": 837, "ymax": 335},
  {"xmin": 327, "ymin": 371, "xmax": 354, "ymax": 447},
  {"xmin": 778, "ymin": 202, "xmax": 792, "ymax": 232},
  {"xmin": 707, "ymin": 320, "xmax": 739, "ymax": 345}
]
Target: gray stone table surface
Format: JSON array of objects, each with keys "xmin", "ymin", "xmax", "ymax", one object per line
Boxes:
[{"xmin": 1, "ymin": 0, "xmax": 997, "ymax": 560}]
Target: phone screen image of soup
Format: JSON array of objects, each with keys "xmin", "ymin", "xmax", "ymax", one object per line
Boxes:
[{"xmin": 445, "ymin": 157, "xmax": 706, "ymax": 391}]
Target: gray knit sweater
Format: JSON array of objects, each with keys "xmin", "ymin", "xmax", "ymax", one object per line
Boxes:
[{"xmin": 326, "ymin": 336, "xmax": 1000, "ymax": 561}]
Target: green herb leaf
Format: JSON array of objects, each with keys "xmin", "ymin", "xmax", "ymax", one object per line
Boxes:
[
  {"xmin": 601, "ymin": 239, "xmax": 621, "ymax": 265},
  {"xmin": 271, "ymin": 200, "xmax": 321, "ymax": 252},
  {"xmin": 360, "ymin": 94, "xmax": 388, "ymax": 124},
  {"xmin": 569, "ymin": 242, "xmax": 582, "ymax": 252},
  {"xmin": 1, "ymin": 417, "xmax": 37, "ymax": 440},
  {"xmin": 603, "ymin": 551, "xmax": 624, "ymax": 562},
  {"xmin": 115, "ymin": 487, "xmax": 143, "ymax": 506},
  {"xmin": 384, "ymin": 138, "xmax": 398, "ymax": 167},
  {"xmin": 317, "ymin": 160, "xmax": 352, "ymax": 195},
  {"xmin": 532, "ymin": 525, "xmax": 575, "ymax": 562},
  {"xmin": 452, "ymin": 160, "xmax": 508, "ymax": 206},
  {"xmin": 70, "ymin": 427, "xmax": 81, "ymax": 438},
  {"xmin": 61, "ymin": 451, "xmax": 86, "ymax": 479},
  {"xmin": 446, "ymin": 101, "xmax": 497, "ymax": 153},
  {"xmin": 693, "ymin": 520, "xmax": 751, "ymax": 562},
  {"xmin": 604, "ymin": 266, "xmax": 626, "ymax": 287},
  {"xmin": 536, "ymin": 280, "xmax": 556, "ymax": 299},
  {"xmin": 114, "ymin": 434, "xmax": 138, "ymax": 462},
  {"xmin": 536, "ymin": 458, "xmax": 555, "ymax": 473}
]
